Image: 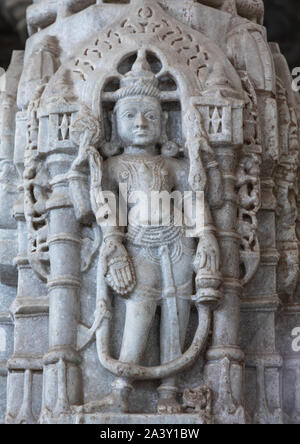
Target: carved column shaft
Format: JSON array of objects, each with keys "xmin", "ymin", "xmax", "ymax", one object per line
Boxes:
[
  {"xmin": 6, "ymin": 199, "xmax": 47, "ymax": 424},
  {"xmin": 48, "ymin": 205, "xmax": 81, "ymax": 348},
  {"xmin": 240, "ymin": 89, "xmax": 283, "ymax": 424},
  {"xmin": 205, "ymin": 144, "xmax": 245, "ymax": 424},
  {"xmin": 42, "ymin": 161, "xmax": 82, "ymax": 415},
  {"xmin": 5, "ymin": 49, "xmax": 49, "ymax": 423},
  {"xmin": 213, "ymin": 147, "xmax": 241, "ymax": 346}
]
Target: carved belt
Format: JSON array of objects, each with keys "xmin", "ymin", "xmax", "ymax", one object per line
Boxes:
[{"xmin": 126, "ymin": 224, "xmax": 184, "ymax": 247}]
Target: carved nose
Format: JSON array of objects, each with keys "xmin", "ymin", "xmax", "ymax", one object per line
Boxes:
[{"xmin": 135, "ymin": 113, "xmax": 147, "ymax": 129}]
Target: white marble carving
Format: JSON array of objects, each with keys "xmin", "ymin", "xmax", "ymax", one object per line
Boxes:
[{"xmin": 0, "ymin": 0, "xmax": 299, "ymax": 425}]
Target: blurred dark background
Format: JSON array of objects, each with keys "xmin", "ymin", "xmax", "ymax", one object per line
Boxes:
[
  {"xmin": 0, "ymin": 0, "xmax": 299, "ymax": 70},
  {"xmin": 0, "ymin": 13, "xmax": 23, "ymax": 70},
  {"xmin": 264, "ymin": 0, "xmax": 300, "ymax": 70}
]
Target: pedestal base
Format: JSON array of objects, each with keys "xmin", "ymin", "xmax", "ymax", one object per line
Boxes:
[{"xmin": 40, "ymin": 413, "xmax": 212, "ymax": 425}]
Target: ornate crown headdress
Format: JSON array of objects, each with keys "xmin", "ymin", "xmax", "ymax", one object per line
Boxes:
[
  {"xmin": 105, "ymin": 50, "xmax": 179, "ymax": 158},
  {"xmin": 114, "ymin": 50, "xmax": 161, "ymax": 101}
]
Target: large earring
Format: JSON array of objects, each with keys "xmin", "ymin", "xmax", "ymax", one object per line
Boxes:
[
  {"xmin": 101, "ymin": 110, "xmax": 123, "ymax": 157},
  {"xmin": 161, "ymin": 111, "xmax": 180, "ymax": 157}
]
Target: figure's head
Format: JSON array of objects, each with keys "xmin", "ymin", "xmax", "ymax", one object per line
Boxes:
[
  {"xmin": 113, "ymin": 51, "xmax": 162, "ymax": 149},
  {"xmin": 115, "ymin": 96, "xmax": 162, "ymax": 148}
]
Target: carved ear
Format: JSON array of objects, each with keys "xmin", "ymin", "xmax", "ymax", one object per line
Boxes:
[{"xmin": 161, "ymin": 111, "xmax": 180, "ymax": 157}]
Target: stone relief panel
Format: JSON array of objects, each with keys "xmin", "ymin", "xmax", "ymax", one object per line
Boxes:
[{"xmin": 0, "ymin": 0, "xmax": 299, "ymax": 425}]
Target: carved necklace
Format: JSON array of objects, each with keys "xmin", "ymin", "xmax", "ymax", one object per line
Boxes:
[{"xmin": 118, "ymin": 155, "xmax": 169, "ymax": 192}]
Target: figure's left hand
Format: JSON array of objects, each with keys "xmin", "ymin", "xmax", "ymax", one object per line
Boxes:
[{"xmin": 194, "ymin": 232, "xmax": 220, "ymax": 274}]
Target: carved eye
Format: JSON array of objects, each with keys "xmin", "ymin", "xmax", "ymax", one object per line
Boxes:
[
  {"xmin": 145, "ymin": 112, "xmax": 157, "ymax": 121},
  {"xmin": 123, "ymin": 111, "xmax": 135, "ymax": 119}
]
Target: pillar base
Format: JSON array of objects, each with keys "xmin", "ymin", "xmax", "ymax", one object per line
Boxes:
[{"xmin": 39, "ymin": 412, "xmax": 213, "ymax": 425}]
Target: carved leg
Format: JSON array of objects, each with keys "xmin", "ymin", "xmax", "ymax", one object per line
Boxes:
[
  {"xmin": 78, "ymin": 296, "xmax": 157, "ymax": 414},
  {"xmin": 158, "ymin": 298, "xmax": 191, "ymax": 414},
  {"xmin": 119, "ymin": 297, "xmax": 158, "ymax": 363}
]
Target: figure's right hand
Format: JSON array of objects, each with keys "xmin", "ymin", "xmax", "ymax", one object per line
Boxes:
[{"xmin": 101, "ymin": 236, "xmax": 136, "ymax": 296}]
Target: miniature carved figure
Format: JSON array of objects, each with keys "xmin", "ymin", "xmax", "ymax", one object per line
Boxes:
[{"xmin": 183, "ymin": 385, "xmax": 212, "ymax": 418}]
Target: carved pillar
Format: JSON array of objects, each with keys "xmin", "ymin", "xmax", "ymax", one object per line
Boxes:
[
  {"xmin": 287, "ymin": 91, "xmax": 300, "ymax": 424},
  {"xmin": 6, "ymin": 212, "xmax": 47, "ymax": 424},
  {"xmin": 7, "ymin": 172, "xmax": 48, "ymax": 425},
  {"xmin": 225, "ymin": 17, "xmax": 284, "ymax": 423},
  {"xmin": 241, "ymin": 197, "xmax": 282, "ymax": 425},
  {"xmin": 5, "ymin": 34, "xmax": 64, "ymax": 423},
  {"xmin": 195, "ymin": 93, "xmax": 246, "ymax": 423},
  {"xmin": 42, "ymin": 175, "xmax": 82, "ymax": 416},
  {"xmin": 38, "ymin": 99, "xmax": 83, "ymax": 418},
  {"xmin": 206, "ymin": 147, "xmax": 245, "ymax": 424},
  {"xmin": 270, "ymin": 43, "xmax": 300, "ymax": 424},
  {"xmin": 6, "ymin": 106, "xmax": 49, "ymax": 426},
  {"xmin": 238, "ymin": 85, "xmax": 283, "ymax": 424},
  {"xmin": 239, "ymin": 91, "xmax": 283, "ymax": 425},
  {"xmin": 0, "ymin": 51, "xmax": 23, "ymax": 423}
]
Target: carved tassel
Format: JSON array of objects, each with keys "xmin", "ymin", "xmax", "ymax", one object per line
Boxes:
[{"xmin": 185, "ymin": 105, "xmax": 208, "ymax": 192}]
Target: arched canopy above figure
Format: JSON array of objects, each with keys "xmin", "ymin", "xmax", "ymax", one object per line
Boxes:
[
  {"xmin": 40, "ymin": 0, "xmax": 245, "ymax": 129},
  {"xmin": 226, "ymin": 16, "xmax": 276, "ymax": 93}
]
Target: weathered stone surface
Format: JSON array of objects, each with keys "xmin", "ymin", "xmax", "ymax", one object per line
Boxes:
[{"xmin": 0, "ymin": 0, "xmax": 299, "ymax": 425}]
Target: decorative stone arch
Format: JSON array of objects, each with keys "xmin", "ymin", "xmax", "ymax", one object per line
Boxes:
[
  {"xmin": 42, "ymin": 0, "xmax": 244, "ymax": 124},
  {"xmin": 226, "ymin": 18, "xmax": 276, "ymax": 93}
]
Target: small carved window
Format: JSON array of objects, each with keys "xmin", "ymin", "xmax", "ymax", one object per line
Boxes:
[
  {"xmin": 118, "ymin": 53, "xmax": 138, "ymax": 75},
  {"xmin": 69, "ymin": 0, "xmax": 96, "ymax": 14},
  {"xmin": 117, "ymin": 52, "xmax": 163, "ymax": 76},
  {"xmin": 103, "ymin": 78, "xmax": 120, "ymax": 92},
  {"xmin": 158, "ymin": 74, "xmax": 177, "ymax": 92},
  {"xmin": 146, "ymin": 51, "xmax": 162, "ymax": 74},
  {"xmin": 58, "ymin": 113, "xmax": 71, "ymax": 141},
  {"xmin": 208, "ymin": 106, "xmax": 223, "ymax": 135}
]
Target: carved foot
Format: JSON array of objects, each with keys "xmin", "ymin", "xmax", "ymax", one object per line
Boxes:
[
  {"xmin": 73, "ymin": 389, "xmax": 130, "ymax": 415},
  {"xmin": 157, "ymin": 397, "xmax": 182, "ymax": 415}
]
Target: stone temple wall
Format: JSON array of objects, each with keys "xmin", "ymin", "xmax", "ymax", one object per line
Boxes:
[{"xmin": 0, "ymin": 0, "xmax": 299, "ymax": 424}]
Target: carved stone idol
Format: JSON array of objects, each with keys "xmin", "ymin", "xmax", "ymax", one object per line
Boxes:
[
  {"xmin": 1, "ymin": 0, "xmax": 300, "ymax": 425},
  {"xmin": 69, "ymin": 51, "xmax": 222, "ymax": 417}
]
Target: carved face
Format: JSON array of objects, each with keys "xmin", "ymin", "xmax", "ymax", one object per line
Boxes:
[{"xmin": 115, "ymin": 96, "xmax": 162, "ymax": 148}]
